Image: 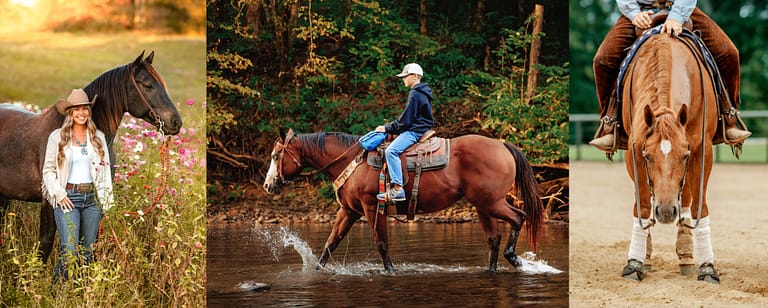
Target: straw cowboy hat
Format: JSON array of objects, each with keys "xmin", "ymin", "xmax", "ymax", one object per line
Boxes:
[{"xmin": 55, "ymin": 89, "xmax": 97, "ymax": 115}]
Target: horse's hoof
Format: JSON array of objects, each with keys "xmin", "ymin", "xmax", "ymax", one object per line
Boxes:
[
  {"xmin": 385, "ymin": 265, "xmax": 395, "ymax": 274},
  {"xmin": 679, "ymin": 264, "xmax": 696, "ymax": 276},
  {"xmin": 504, "ymin": 252, "xmax": 522, "ymax": 268},
  {"xmin": 621, "ymin": 259, "xmax": 644, "ymax": 281},
  {"xmin": 697, "ymin": 263, "xmax": 720, "ymax": 284}
]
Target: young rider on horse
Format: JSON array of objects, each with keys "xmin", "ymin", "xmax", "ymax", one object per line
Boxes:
[
  {"xmin": 589, "ymin": 0, "xmax": 750, "ymax": 151},
  {"xmin": 376, "ymin": 63, "xmax": 434, "ymax": 201}
]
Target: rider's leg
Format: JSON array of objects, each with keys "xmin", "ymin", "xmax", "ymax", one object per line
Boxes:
[
  {"xmin": 591, "ymin": 15, "xmax": 637, "ymax": 151},
  {"xmin": 690, "ymin": 8, "xmax": 750, "ymax": 143}
]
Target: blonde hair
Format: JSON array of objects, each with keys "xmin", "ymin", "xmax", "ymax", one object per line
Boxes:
[{"xmin": 57, "ymin": 106, "xmax": 106, "ymax": 168}]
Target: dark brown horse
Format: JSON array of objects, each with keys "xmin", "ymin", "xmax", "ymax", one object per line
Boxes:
[
  {"xmin": 0, "ymin": 51, "xmax": 182, "ymax": 261},
  {"xmin": 263, "ymin": 129, "xmax": 543, "ymax": 273},
  {"xmin": 620, "ymin": 31, "xmax": 720, "ymax": 282}
]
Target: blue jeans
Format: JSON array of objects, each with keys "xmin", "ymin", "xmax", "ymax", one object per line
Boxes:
[
  {"xmin": 53, "ymin": 189, "xmax": 103, "ymax": 280},
  {"xmin": 385, "ymin": 131, "xmax": 422, "ymax": 187}
]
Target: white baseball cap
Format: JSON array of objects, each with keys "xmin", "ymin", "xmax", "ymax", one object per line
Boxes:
[{"xmin": 395, "ymin": 63, "xmax": 424, "ymax": 77}]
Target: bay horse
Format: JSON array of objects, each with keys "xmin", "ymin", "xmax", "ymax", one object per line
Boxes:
[
  {"xmin": 263, "ymin": 129, "xmax": 543, "ymax": 273},
  {"xmin": 619, "ymin": 31, "xmax": 720, "ymax": 283},
  {"xmin": 0, "ymin": 51, "xmax": 182, "ymax": 261}
]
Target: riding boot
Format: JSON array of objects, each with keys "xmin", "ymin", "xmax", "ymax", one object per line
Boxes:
[
  {"xmin": 720, "ymin": 101, "xmax": 751, "ymax": 144},
  {"xmin": 589, "ymin": 89, "xmax": 620, "ymax": 152}
]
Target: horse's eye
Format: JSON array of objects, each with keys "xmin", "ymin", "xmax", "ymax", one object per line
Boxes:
[
  {"xmin": 271, "ymin": 154, "xmax": 278, "ymax": 161},
  {"xmin": 144, "ymin": 83, "xmax": 154, "ymax": 89},
  {"xmin": 642, "ymin": 151, "xmax": 651, "ymax": 162}
]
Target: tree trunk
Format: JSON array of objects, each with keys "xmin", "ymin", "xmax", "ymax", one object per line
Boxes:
[
  {"xmin": 525, "ymin": 4, "xmax": 544, "ymax": 104},
  {"xmin": 472, "ymin": 0, "xmax": 489, "ymax": 71},
  {"xmin": 265, "ymin": 0, "xmax": 299, "ymax": 83},
  {"xmin": 419, "ymin": 0, "xmax": 427, "ymax": 35}
]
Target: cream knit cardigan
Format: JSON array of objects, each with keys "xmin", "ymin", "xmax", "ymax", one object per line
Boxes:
[{"xmin": 41, "ymin": 128, "xmax": 114, "ymax": 211}]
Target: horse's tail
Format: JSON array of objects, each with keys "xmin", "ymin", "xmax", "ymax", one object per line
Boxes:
[{"xmin": 504, "ymin": 142, "xmax": 543, "ymax": 252}]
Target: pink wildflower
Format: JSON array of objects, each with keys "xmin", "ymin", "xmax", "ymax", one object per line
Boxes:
[{"xmin": 185, "ymin": 99, "xmax": 195, "ymax": 106}]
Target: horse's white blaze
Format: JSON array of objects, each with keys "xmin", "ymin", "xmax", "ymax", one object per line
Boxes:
[
  {"xmin": 264, "ymin": 150, "xmax": 279, "ymax": 188},
  {"xmin": 660, "ymin": 139, "xmax": 672, "ymax": 157}
]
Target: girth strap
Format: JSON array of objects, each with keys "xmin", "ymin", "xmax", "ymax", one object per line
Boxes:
[{"xmin": 408, "ymin": 151, "xmax": 424, "ymax": 220}]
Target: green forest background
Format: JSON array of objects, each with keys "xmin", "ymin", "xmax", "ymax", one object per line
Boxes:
[
  {"xmin": 207, "ymin": 0, "xmax": 569, "ymax": 192},
  {"xmin": 570, "ymin": 0, "xmax": 768, "ymax": 144}
]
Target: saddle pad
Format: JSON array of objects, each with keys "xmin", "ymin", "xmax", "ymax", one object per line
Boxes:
[{"xmin": 367, "ymin": 137, "xmax": 450, "ymax": 171}]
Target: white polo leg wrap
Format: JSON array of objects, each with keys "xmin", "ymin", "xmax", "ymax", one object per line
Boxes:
[
  {"xmin": 693, "ymin": 216, "xmax": 713, "ymax": 265},
  {"xmin": 628, "ymin": 217, "xmax": 652, "ymax": 262}
]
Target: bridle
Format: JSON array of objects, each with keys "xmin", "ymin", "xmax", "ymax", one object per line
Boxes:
[
  {"xmin": 270, "ymin": 130, "xmax": 302, "ymax": 186},
  {"xmin": 639, "ymin": 134, "xmax": 691, "ymax": 225},
  {"xmin": 128, "ymin": 63, "xmax": 165, "ymax": 137}
]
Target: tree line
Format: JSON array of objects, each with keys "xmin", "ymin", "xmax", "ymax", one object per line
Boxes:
[{"xmin": 207, "ymin": 0, "xmax": 569, "ymax": 185}]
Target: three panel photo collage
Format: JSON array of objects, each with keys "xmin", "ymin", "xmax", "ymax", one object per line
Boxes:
[{"xmin": 1, "ymin": 0, "xmax": 766, "ymax": 306}]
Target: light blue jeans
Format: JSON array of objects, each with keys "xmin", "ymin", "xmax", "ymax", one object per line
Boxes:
[
  {"xmin": 53, "ymin": 189, "xmax": 103, "ymax": 280},
  {"xmin": 385, "ymin": 131, "xmax": 423, "ymax": 187}
]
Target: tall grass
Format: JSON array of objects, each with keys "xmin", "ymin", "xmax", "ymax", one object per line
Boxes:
[{"xmin": 0, "ymin": 32, "xmax": 205, "ymax": 306}]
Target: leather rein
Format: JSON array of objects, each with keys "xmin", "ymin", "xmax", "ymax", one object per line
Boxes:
[
  {"xmin": 626, "ymin": 29, "xmax": 708, "ymax": 230},
  {"xmin": 272, "ymin": 130, "xmax": 361, "ymax": 185}
]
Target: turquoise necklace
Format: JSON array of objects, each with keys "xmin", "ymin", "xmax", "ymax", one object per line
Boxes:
[{"xmin": 74, "ymin": 133, "xmax": 88, "ymax": 155}]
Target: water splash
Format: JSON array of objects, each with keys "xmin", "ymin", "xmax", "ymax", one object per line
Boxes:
[
  {"xmin": 255, "ymin": 226, "xmax": 318, "ymax": 271},
  {"xmin": 516, "ymin": 251, "xmax": 562, "ymax": 274},
  {"xmin": 254, "ymin": 227, "xmax": 561, "ymax": 275}
]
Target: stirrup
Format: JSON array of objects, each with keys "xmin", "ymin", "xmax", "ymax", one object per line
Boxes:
[{"xmin": 591, "ymin": 116, "xmax": 619, "ymax": 160}]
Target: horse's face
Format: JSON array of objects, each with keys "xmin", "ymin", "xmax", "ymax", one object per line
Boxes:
[
  {"xmin": 126, "ymin": 51, "xmax": 182, "ymax": 135},
  {"xmin": 263, "ymin": 129, "xmax": 303, "ymax": 194},
  {"xmin": 641, "ymin": 105, "xmax": 690, "ymax": 224}
]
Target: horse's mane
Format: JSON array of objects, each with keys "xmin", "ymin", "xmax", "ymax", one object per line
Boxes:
[
  {"xmin": 638, "ymin": 35, "xmax": 672, "ymax": 110},
  {"xmin": 296, "ymin": 132, "xmax": 360, "ymax": 154},
  {"xmin": 629, "ymin": 35, "xmax": 676, "ymax": 145}
]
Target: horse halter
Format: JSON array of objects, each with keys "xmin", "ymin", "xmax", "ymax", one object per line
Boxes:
[
  {"xmin": 128, "ymin": 64, "xmax": 165, "ymax": 136},
  {"xmin": 271, "ymin": 130, "xmax": 302, "ymax": 186}
]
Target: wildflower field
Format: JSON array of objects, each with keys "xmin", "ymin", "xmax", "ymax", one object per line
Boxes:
[{"xmin": 0, "ymin": 32, "xmax": 206, "ymax": 306}]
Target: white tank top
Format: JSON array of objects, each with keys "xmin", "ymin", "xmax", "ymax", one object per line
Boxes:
[{"xmin": 67, "ymin": 143, "xmax": 93, "ymax": 184}]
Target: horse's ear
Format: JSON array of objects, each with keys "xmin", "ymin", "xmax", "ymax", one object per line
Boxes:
[
  {"xmin": 678, "ymin": 104, "xmax": 688, "ymax": 126},
  {"xmin": 145, "ymin": 51, "xmax": 155, "ymax": 64},
  {"xmin": 643, "ymin": 104, "xmax": 654, "ymax": 127},
  {"xmin": 279, "ymin": 128, "xmax": 287, "ymax": 142},
  {"xmin": 132, "ymin": 51, "xmax": 146, "ymax": 68}
]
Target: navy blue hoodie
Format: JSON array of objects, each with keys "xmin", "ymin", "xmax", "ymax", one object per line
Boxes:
[{"xmin": 385, "ymin": 83, "xmax": 434, "ymax": 134}]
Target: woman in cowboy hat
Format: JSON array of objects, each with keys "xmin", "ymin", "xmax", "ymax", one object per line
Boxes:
[{"xmin": 42, "ymin": 88, "xmax": 113, "ymax": 280}]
